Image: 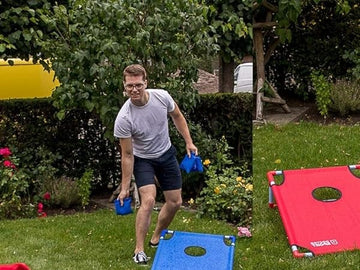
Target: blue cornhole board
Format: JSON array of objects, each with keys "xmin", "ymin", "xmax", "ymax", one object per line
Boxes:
[{"xmin": 151, "ymin": 230, "xmax": 236, "ymax": 270}]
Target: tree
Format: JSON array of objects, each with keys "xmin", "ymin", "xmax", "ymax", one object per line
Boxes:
[
  {"xmin": 42, "ymin": 0, "xmax": 216, "ymax": 138},
  {"xmin": 252, "ymin": 0, "xmax": 357, "ymax": 121},
  {"xmin": 205, "ymin": 0, "xmax": 253, "ymax": 92},
  {"xmin": 252, "ymin": 0, "xmax": 319, "ymax": 120},
  {"xmin": 267, "ymin": 0, "xmax": 360, "ymax": 99},
  {"xmin": 0, "ymin": 0, "xmax": 68, "ymax": 68}
]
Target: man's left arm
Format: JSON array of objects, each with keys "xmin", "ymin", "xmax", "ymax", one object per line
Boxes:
[{"xmin": 169, "ymin": 103, "xmax": 198, "ymax": 157}]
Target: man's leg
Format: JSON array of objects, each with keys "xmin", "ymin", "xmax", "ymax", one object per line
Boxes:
[
  {"xmin": 135, "ymin": 184, "xmax": 157, "ymax": 254},
  {"xmin": 150, "ymin": 188, "xmax": 182, "ymax": 244}
]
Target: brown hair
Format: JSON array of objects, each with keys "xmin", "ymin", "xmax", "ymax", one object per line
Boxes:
[{"xmin": 123, "ymin": 64, "xmax": 147, "ymax": 82}]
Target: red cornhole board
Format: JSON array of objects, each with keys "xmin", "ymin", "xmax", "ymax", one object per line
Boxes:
[
  {"xmin": 268, "ymin": 165, "xmax": 360, "ymax": 258},
  {"xmin": 0, "ymin": 263, "xmax": 30, "ymax": 270}
]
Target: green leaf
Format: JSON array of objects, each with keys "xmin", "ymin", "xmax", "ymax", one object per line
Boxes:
[
  {"xmin": 22, "ymin": 31, "xmax": 32, "ymax": 41},
  {"xmin": 10, "ymin": 31, "xmax": 22, "ymax": 40},
  {"xmin": 56, "ymin": 110, "xmax": 66, "ymax": 120},
  {"xmin": 12, "ymin": 7, "xmax": 22, "ymax": 15},
  {"xmin": 27, "ymin": 8, "xmax": 35, "ymax": 17},
  {"xmin": 85, "ymin": 101, "xmax": 95, "ymax": 112},
  {"xmin": 36, "ymin": 30, "xmax": 43, "ymax": 39},
  {"xmin": 27, "ymin": 0, "xmax": 40, "ymax": 6}
]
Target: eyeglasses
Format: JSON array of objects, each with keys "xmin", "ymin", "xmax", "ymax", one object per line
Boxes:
[{"xmin": 124, "ymin": 83, "xmax": 145, "ymax": 91}]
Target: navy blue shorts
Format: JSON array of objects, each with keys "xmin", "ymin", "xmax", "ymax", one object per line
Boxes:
[{"xmin": 133, "ymin": 145, "xmax": 182, "ymax": 191}]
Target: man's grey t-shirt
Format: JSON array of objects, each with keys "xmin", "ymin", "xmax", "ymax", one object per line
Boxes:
[{"xmin": 114, "ymin": 89, "xmax": 175, "ymax": 159}]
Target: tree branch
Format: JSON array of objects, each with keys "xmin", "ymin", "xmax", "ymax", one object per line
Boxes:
[
  {"xmin": 261, "ymin": 96, "xmax": 286, "ymax": 105},
  {"xmin": 264, "ymin": 37, "xmax": 281, "ymax": 65},
  {"xmin": 262, "ymin": 0, "xmax": 278, "ymax": 12},
  {"xmin": 253, "ymin": 22, "xmax": 278, "ymax": 29}
]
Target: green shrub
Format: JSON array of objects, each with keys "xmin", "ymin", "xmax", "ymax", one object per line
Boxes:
[
  {"xmin": 0, "ymin": 93, "xmax": 253, "ymax": 201},
  {"xmin": 0, "ymin": 99, "xmax": 121, "ymax": 193},
  {"xmin": 311, "ymin": 71, "xmax": 332, "ymax": 117},
  {"xmin": 187, "ymin": 93, "xmax": 253, "ymax": 165},
  {"xmin": 196, "ymin": 137, "xmax": 252, "ymax": 226},
  {"xmin": 329, "ymin": 79, "xmax": 360, "ymax": 116},
  {"xmin": 20, "ymin": 146, "xmax": 60, "ymax": 197},
  {"xmin": 42, "ymin": 176, "xmax": 81, "ymax": 209},
  {"xmin": 0, "ymin": 147, "xmax": 34, "ymax": 219},
  {"xmin": 180, "ymin": 93, "xmax": 253, "ymax": 200},
  {"xmin": 0, "ymin": 201, "xmax": 36, "ymax": 220},
  {"xmin": 77, "ymin": 169, "xmax": 93, "ymax": 208},
  {"xmin": 343, "ymin": 48, "xmax": 360, "ymax": 80},
  {"xmin": 170, "ymin": 121, "xmax": 219, "ymax": 199}
]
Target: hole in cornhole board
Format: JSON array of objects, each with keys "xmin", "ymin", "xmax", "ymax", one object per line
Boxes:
[
  {"xmin": 273, "ymin": 174, "xmax": 284, "ymax": 185},
  {"xmin": 224, "ymin": 237, "xmax": 234, "ymax": 246},
  {"xmin": 184, "ymin": 246, "xmax": 206, "ymax": 257},
  {"xmin": 351, "ymin": 168, "xmax": 360, "ymax": 177},
  {"xmin": 163, "ymin": 232, "xmax": 173, "ymax": 240},
  {"xmin": 312, "ymin": 186, "xmax": 342, "ymax": 202}
]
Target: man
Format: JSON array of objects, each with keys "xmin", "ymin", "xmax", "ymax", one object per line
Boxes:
[{"xmin": 114, "ymin": 64, "xmax": 198, "ymax": 265}]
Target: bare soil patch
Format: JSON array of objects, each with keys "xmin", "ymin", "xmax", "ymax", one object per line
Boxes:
[{"xmin": 285, "ymin": 98, "xmax": 360, "ymax": 125}]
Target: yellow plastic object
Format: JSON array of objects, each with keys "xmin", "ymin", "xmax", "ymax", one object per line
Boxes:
[{"xmin": 0, "ymin": 58, "xmax": 60, "ymax": 100}]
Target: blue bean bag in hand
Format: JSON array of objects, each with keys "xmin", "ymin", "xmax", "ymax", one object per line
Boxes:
[
  {"xmin": 180, "ymin": 153, "xmax": 204, "ymax": 173},
  {"xmin": 114, "ymin": 197, "xmax": 133, "ymax": 215}
]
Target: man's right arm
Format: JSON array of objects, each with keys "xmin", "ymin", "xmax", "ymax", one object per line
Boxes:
[{"xmin": 118, "ymin": 137, "xmax": 134, "ymax": 205}]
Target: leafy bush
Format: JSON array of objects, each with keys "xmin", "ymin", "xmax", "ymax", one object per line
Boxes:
[
  {"xmin": 170, "ymin": 120, "xmax": 219, "ymax": 199},
  {"xmin": 0, "ymin": 92, "xmax": 252, "ymax": 201},
  {"xmin": 0, "ymin": 147, "xmax": 35, "ymax": 219},
  {"xmin": 343, "ymin": 48, "xmax": 360, "ymax": 80},
  {"xmin": 0, "ymin": 0, "xmax": 71, "ymax": 63},
  {"xmin": 40, "ymin": 170, "xmax": 94, "ymax": 210},
  {"xmin": 77, "ymin": 169, "xmax": 93, "ymax": 208},
  {"xmin": 329, "ymin": 79, "xmax": 360, "ymax": 116},
  {"xmin": 311, "ymin": 71, "xmax": 332, "ymax": 117},
  {"xmin": 187, "ymin": 93, "xmax": 253, "ymax": 165},
  {"xmin": 43, "ymin": 0, "xmax": 216, "ymax": 137},
  {"xmin": 21, "ymin": 146, "xmax": 61, "ymax": 197},
  {"xmin": 0, "ymin": 99, "xmax": 121, "ymax": 193},
  {"xmin": 196, "ymin": 137, "xmax": 252, "ymax": 226},
  {"xmin": 41, "ymin": 176, "xmax": 81, "ymax": 209}
]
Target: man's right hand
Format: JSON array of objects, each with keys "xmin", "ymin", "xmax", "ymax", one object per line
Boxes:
[{"xmin": 117, "ymin": 188, "xmax": 130, "ymax": 206}]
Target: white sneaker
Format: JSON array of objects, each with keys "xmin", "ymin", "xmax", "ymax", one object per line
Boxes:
[{"xmin": 133, "ymin": 251, "xmax": 150, "ymax": 264}]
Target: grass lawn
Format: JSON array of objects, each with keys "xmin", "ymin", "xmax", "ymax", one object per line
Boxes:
[
  {"xmin": 0, "ymin": 208, "xmax": 252, "ymax": 270},
  {"xmin": 3, "ymin": 121, "xmax": 360, "ymax": 269},
  {"xmin": 250, "ymin": 121, "xmax": 360, "ymax": 270}
]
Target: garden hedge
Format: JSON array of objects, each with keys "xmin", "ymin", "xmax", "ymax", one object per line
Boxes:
[
  {"xmin": 0, "ymin": 93, "xmax": 252, "ymax": 196},
  {"xmin": 0, "ymin": 98, "xmax": 120, "ymax": 193},
  {"xmin": 187, "ymin": 93, "xmax": 253, "ymax": 166}
]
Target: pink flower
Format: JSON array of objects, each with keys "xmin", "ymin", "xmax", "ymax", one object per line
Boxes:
[
  {"xmin": 3, "ymin": 160, "xmax": 16, "ymax": 169},
  {"xmin": 3, "ymin": 160, "xmax": 11, "ymax": 167},
  {"xmin": 38, "ymin": 202, "xmax": 44, "ymax": 213},
  {"xmin": 237, "ymin": 227, "xmax": 252, "ymax": 238},
  {"xmin": 37, "ymin": 202, "xmax": 48, "ymax": 218},
  {"xmin": 43, "ymin": 192, "xmax": 51, "ymax": 201},
  {"xmin": 0, "ymin": 147, "xmax": 12, "ymax": 157}
]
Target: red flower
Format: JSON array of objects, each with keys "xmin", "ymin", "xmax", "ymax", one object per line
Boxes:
[
  {"xmin": 43, "ymin": 192, "xmax": 51, "ymax": 201},
  {"xmin": 37, "ymin": 202, "xmax": 47, "ymax": 218},
  {"xmin": 38, "ymin": 202, "xmax": 44, "ymax": 213},
  {"xmin": 38, "ymin": 212, "xmax": 47, "ymax": 218},
  {"xmin": 3, "ymin": 160, "xmax": 11, "ymax": 167},
  {"xmin": 3, "ymin": 160, "xmax": 16, "ymax": 169},
  {"xmin": 0, "ymin": 147, "xmax": 12, "ymax": 157}
]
